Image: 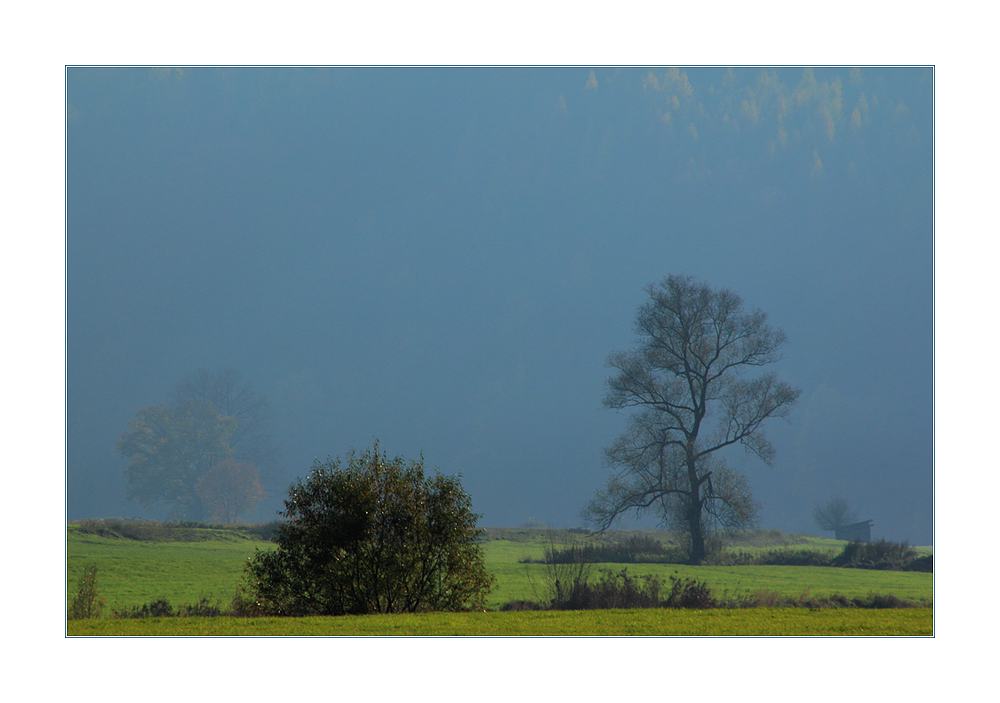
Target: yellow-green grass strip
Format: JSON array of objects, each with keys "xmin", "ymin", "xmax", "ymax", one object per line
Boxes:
[{"xmin": 68, "ymin": 608, "xmax": 932, "ymax": 637}]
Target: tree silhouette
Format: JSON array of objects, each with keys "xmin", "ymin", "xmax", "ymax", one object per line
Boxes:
[
  {"xmin": 813, "ymin": 497, "xmax": 858, "ymax": 533},
  {"xmin": 585, "ymin": 275, "xmax": 800, "ymax": 564}
]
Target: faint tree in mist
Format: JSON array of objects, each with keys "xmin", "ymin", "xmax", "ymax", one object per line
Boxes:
[
  {"xmin": 195, "ymin": 457, "xmax": 265, "ymax": 523},
  {"xmin": 173, "ymin": 368, "xmax": 280, "ymax": 483},
  {"xmin": 117, "ymin": 368, "xmax": 278, "ymax": 521},
  {"xmin": 812, "ymin": 497, "xmax": 858, "ymax": 533},
  {"xmin": 117, "ymin": 402, "xmax": 236, "ymax": 520}
]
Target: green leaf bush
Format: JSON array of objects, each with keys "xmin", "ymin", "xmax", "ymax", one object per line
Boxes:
[{"xmin": 239, "ymin": 441, "xmax": 495, "ymax": 616}]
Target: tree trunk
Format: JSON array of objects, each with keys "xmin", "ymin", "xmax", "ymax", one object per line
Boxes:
[
  {"xmin": 687, "ymin": 500, "xmax": 706, "ymax": 564},
  {"xmin": 686, "ymin": 450, "xmax": 707, "ymax": 564}
]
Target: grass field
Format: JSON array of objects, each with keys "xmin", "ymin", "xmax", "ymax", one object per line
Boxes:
[
  {"xmin": 66, "ymin": 524, "xmax": 273, "ymax": 612},
  {"xmin": 66, "ymin": 522, "xmax": 933, "ymax": 635},
  {"xmin": 479, "ymin": 533, "xmax": 933, "ymax": 608},
  {"xmin": 67, "ymin": 607, "xmax": 932, "ymax": 636}
]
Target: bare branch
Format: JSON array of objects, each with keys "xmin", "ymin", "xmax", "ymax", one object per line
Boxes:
[{"xmin": 587, "ymin": 275, "xmax": 798, "ymax": 563}]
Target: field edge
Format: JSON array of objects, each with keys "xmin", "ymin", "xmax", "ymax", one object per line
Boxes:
[{"xmin": 67, "ymin": 607, "xmax": 933, "ymax": 637}]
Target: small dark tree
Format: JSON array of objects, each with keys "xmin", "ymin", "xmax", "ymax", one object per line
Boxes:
[
  {"xmin": 68, "ymin": 565, "xmax": 104, "ymax": 620},
  {"xmin": 813, "ymin": 497, "xmax": 858, "ymax": 533},
  {"xmin": 241, "ymin": 441, "xmax": 494, "ymax": 616}
]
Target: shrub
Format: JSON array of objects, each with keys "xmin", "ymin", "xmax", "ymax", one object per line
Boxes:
[
  {"xmin": 832, "ymin": 539, "xmax": 919, "ymax": 570},
  {"xmin": 594, "ymin": 569, "xmax": 665, "ymax": 609},
  {"xmin": 746, "ymin": 589, "xmax": 782, "ymax": 608},
  {"xmin": 528, "ymin": 535, "xmax": 685, "ymax": 565},
  {"xmin": 723, "ymin": 529, "xmax": 810, "ymax": 548},
  {"xmin": 858, "ymin": 593, "xmax": 915, "ymax": 609},
  {"xmin": 241, "ymin": 441, "xmax": 495, "ymax": 616},
  {"xmin": 114, "ymin": 598, "xmax": 175, "ymax": 619},
  {"xmin": 541, "ymin": 553, "xmax": 593, "ymax": 608},
  {"xmin": 537, "ymin": 567, "xmax": 715, "ymax": 611},
  {"xmin": 715, "ymin": 588, "xmax": 921, "ymax": 609},
  {"xmin": 549, "ymin": 568, "xmax": 668, "ymax": 610},
  {"xmin": 712, "ymin": 548, "xmax": 833, "ymax": 567},
  {"xmin": 178, "ymin": 597, "xmax": 223, "ymax": 617},
  {"xmin": 503, "ymin": 575, "xmax": 922, "ymax": 612},
  {"xmin": 113, "ymin": 597, "xmax": 226, "ymax": 618},
  {"xmin": 75, "ymin": 519, "xmax": 211, "ymax": 542},
  {"xmin": 499, "ymin": 600, "xmax": 545, "ymax": 612},
  {"xmin": 663, "ymin": 574, "xmax": 716, "ymax": 609},
  {"xmin": 238, "ymin": 520, "xmax": 284, "ymax": 541},
  {"xmin": 68, "ymin": 565, "xmax": 104, "ymax": 620}
]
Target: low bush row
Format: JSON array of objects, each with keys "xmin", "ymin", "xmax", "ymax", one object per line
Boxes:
[
  {"xmin": 526, "ymin": 536, "xmax": 931, "ymax": 572},
  {"xmin": 715, "ymin": 548, "xmax": 835, "ymax": 567},
  {"xmin": 501, "ymin": 569, "xmax": 715, "ymax": 611},
  {"xmin": 499, "ymin": 566, "xmax": 925, "ymax": 612},
  {"xmin": 524, "ymin": 535, "xmax": 686, "ymax": 565},
  {"xmin": 112, "ymin": 597, "xmax": 225, "ymax": 619},
  {"xmin": 73, "ymin": 519, "xmax": 284, "ymax": 543},
  {"xmin": 721, "ymin": 540, "xmax": 932, "ymax": 571},
  {"xmin": 70, "ymin": 567, "xmax": 926, "ymax": 621},
  {"xmin": 832, "ymin": 539, "xmax": 930, "ymax": 571}
]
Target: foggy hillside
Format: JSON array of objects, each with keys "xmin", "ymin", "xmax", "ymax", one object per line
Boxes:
[{"xmin": 67, "ymin": 67, "xmax": 932, "ymax": 543}]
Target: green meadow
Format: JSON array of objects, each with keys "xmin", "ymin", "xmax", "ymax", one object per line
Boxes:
[
  {"xmin": 66, "ymin": 523, "xmax": 933, "ymax": 635},
  {"xmin": 66, "ymin": 523, "xmax": 272, "ymax": 612},
  {"xmin": 478, "ymin": 532, "xmax": 933, "ymax": 608},
  {"xmin": 68, "ymin": 608, "xmax": 932, "ymax": 636}
]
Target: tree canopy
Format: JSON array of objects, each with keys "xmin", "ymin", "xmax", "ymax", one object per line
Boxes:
[
  {"xmin": 196, "ymin": 458, "xmax": 266, "ymax": 523},
  {"xmin": 584, "ymin": 275, "xmax": 800, "ymax": 563},
  {"xmin": 173, "ymin": 368, "xmax": 280, "ymax": 487},
  {"xmin": 117, "ymin": 401, "xmax": 236, "ymax": 520},
  {"xmin": 117, "ymin": 368, "xmax": 273, "ymax": 521},
  {"xmin": 239, "ymin": 442, "xmax": 494, "ymax": 616}
]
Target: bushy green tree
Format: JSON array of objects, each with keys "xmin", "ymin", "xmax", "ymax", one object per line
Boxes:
[{"xmin": 240, "ymin": 442, "xmax": 494, "ymax": 616}]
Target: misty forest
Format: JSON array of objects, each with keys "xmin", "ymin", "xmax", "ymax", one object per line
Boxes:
[{"xmin": 68, "ymin": 67, "xmax": 931, "ymax": 548}]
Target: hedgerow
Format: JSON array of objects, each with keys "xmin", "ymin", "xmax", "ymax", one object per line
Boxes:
[
  {"xmin": 500, "ymin": 566, "xmax": 925, "ymax": 611},
  {"xmin": 112, "ymin": 596, "xmax": 225, "ymax": 619}
]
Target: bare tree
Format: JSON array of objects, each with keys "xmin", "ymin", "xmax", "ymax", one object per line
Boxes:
[
  {"xmin": 584, "ymin": 275, "xmax": 800, "ymax": 563},
  {"xmin": 812, "ymin": 497, "xmax": 858, "ymax": 533}
]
